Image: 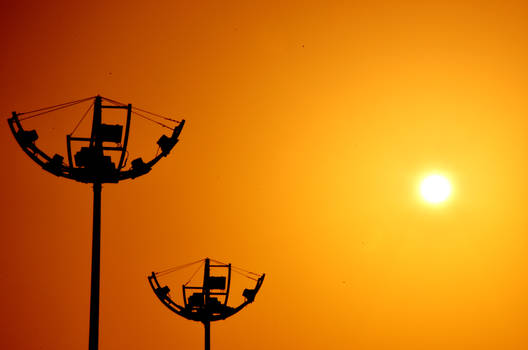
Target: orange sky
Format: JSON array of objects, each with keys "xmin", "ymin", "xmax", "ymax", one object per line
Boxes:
[{"xmin": 1, "ymin": 1, "xmax": 528, "ymax": 349}]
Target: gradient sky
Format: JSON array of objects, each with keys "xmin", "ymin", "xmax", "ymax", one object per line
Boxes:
[{"xmin": 1, "ymin": 1, "xmax": 528, "ymax": 349}]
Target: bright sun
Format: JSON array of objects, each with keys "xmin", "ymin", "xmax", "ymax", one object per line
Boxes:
[{"xmin": 420, "ymin": 174, "xmax": 452, "ymax": 204}]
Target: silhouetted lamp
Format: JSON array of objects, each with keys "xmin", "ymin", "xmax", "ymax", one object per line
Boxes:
[
  {"xmin": 149, "ymin": 258, "xmax": 265, "ymax": 350},
  {"xmin": 8, "ymin": 95, "xmax": 185, "ymax": 350}
]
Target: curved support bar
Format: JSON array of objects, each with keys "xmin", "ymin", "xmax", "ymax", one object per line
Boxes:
[
  {"xmin": 8, "ymin": 114, "xmax": 72, "ymax": 179},
  {"xmin": 148, "ymin": 272, "xmax": 187, "ymax": 317},
  {"xmin": 157, "ymin": 119, "xmax": 185, "ymax": 156},
  {"xmin": 222, "ymin": 274, "xmax": 265, "ymax": 320},
  {"xmin": 119, "ymin": 119, "xmax": 185, "ymax": 182},
  {"xmin": 244, "ymin": 273, "xmax": 265, "ymax": 303}
]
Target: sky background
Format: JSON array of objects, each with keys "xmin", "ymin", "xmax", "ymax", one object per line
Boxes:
[{"xmin": 1, "ymin": 1, "xmax": 528, "ymax": 349}]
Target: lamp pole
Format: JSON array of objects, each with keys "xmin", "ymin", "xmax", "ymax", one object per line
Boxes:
[
  {"xmin": 203, "ymin": 320, "xmax": 210, "ymax": 350},
  {"xmin": 89, "ymin": 181, "xmax": 102, "ymax": 350},
  {"xmin": 88, "ymin": 96, "xmax": 103, "ymax": 350},
  {"xmin": 147, "ymin": 257, "xmax": 265, "ymax": 350},
  {"xmin": 203, "ymin": 258, "xmax": 211, "ymax": 350},
  {"xmin": 7, "ymin": 95, "xmax": 185, "ymax": 350}
]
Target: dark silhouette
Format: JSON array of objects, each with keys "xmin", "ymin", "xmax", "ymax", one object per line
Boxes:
[
  {"xmin": 9, "ymin": 95, "xmax": 185, "ymax": 183},
  {"xmin": 8, "ymin": 95, "xmax": 185, "ymax": 350},
  {"xmin": 149, "ymin": 258, "xmax": 265, "ymax": 350}
]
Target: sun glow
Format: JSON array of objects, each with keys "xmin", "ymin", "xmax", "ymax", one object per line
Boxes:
[{"xmin": 420, "ymin": 174, "xmax": 452, "ymax": 204}]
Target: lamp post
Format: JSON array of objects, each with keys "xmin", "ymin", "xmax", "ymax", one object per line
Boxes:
[
  {"xmin": 8, "ymin": 95, "xmax": 185, "ymax": 350},
  {"xmin": 148, "ymin": 258, "xmax": 265, "ymax": 350}
]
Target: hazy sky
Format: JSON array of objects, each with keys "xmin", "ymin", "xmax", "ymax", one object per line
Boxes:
[{"xmin": 1, "ymin": 1, "xmax": 528, "ymax": 349}]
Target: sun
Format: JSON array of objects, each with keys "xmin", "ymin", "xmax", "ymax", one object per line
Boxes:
[{"xmin": 420, "ymin": 174, "xmax": 452, "ymax": 204}]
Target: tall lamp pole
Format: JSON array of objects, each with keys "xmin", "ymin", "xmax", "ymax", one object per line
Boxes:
[
  {"xmin": 8, "ymin": 95, "xmax": 185, "ymax": 350},
  {"xmin": 89, "ymin": 181, "xmax": 102, "ymax": 350}
]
